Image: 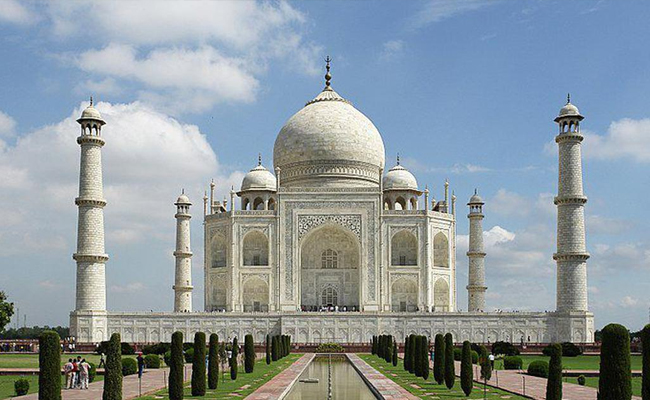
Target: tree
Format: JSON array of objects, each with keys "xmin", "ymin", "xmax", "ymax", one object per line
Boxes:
[
  {"xmin": 414, "ymin": 335, "xmax": 423, "ymax": 377},
  {"xmin": 245, "ymin": 334, "xmax": 255, "ymax": 373},
  {"xmin": 287, "ymin": 335, "xmax": 291, "ymax": 355},
  {"xmin": 271, "ymin": 336, "xmax": 278, "ymax": 361},
  {"xmin": 385, "ymin": 335, "xmax": 393, "ymax": 363},
  {"xmin": 191, "ymin": 332, "xmax": 206, "ymax": 396},
  {"xmin": 479, "ymin": 345, "xmax": 492, "ymax": 381},
  {"xmin": 208, "ymin": 334, "xmax": 219, "ymax": 390},
  {"xmin": 169, "ymin": 331, "xmax": 184, "ymax": 400},
  {"xmin": 599, "ymin": 323, "xmax": 631, "ymax": 400},
  {"xmin": 392, "ymin": 339, "xmax": 398, "ymax": 367},
  {"xmin": 404, "ymin": 336, "xmax": 411, "ymax": 371},
  {"xmin": 642, "ymin": 324, "xmax": 650, "ymax": 400},
  {"xmin": 545, "ymin": 343, "xmax": 562, "ymax": 400},
  {"xmin": 444, "ymin": 333, "xmax": 455, "ymax": 389},
  {"xmin": 39, "ymin": 330, "xmax": 61, "ymax": 400},
  {"xmin": 102, "ymin": 333, "xmax": 122, "ymax": 400},
  {"xmin": 372, "ymin": 336, "xmax": 377, "ymax": 355},
  {"xmin": 230, "ymin": 338, "xmax": 239, "ymax": 380},
  {"xmin": 434, "ymin": 334, "xmax": 445, "ymax": 385},
  {"xmin": 422, "ymin": 336, "xmax": 430, "ymax": 381},
  {"xmin": 265, "ymin": 334, "xmax": 271, "ymax": 365},
  {"xmin": 408, "ymin": 334, "xmax": 417, "ymax": 374},
  {"xmin": 460, "ymin": 341, "xmax": 473, "ymax": 396},
  {"xmin": 0, "ymin": 291, "xmax": 14, "ymax": 333},
  {"xmin": 377, "ymin": 335, "xmax": 384, "ymax": 358}
]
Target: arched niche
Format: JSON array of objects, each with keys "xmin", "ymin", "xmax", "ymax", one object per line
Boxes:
[
  {"xmin": 390, "ymin": 277, "xmax": 418, "ymax": 312},
  {"xmin": 210, "ymin": 234, "xmax": 227, "ymax": 268},
  {"xmin": 391, "ymin": 230, "xmax": 418, "ymax": 266},
  {"xmin": 433, "ymin": 278, "xmax": 450, "ymax": 312},
  {"xmin": 433, "ymin": 232, "xmax": 449, "ymax": 268},
  {"xmin": 242, "ymin": 276, "xmax": 269, "ymax": 312},
  {"xmin": 242, "ymin": 231, "xmax": 268, "ymax": 266}
]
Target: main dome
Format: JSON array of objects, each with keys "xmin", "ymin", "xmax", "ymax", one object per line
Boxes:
[{"xmin": 273, "ymin": 82, "xmax": 385, "ymax": 188}]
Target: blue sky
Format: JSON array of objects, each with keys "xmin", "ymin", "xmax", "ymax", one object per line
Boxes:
[{"xmin": 1, "ymin": 0, "xmax": 649, "ymax": 331}]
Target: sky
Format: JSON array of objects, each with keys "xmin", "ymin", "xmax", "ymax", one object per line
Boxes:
[{"xmin": 1, "ymin": 0, "xmax": 649, "ymax": 332}]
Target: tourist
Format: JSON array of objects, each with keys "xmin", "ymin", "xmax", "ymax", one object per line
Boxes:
[
  {"xmin": 137, "ymin": 352, "xmax": 145, "ymax": 378},
  {"xmin": 64, "ymin": 358, "xmax": 73, "ymax": 389},
  {"xmin": 75, "ymin": 356, "xmax": 82, "ymax": 388},
  {"xmin": 79, "ymin": 358, "xmax": 89, "ymax": 389},
  {"xmin": 98, "ymin": 352, "xmax": 106, "ymax": 368},
  {"xmin": 488, "ymin": 353, "xmax": 495, "ymax": 369},
  {"xmin": 70, "ymin": 359, "xmax": 78, "ymax": 389}
]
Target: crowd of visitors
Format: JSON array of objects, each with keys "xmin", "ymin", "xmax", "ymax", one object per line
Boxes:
[{"xmin": 63, "ymin": 356, "xmax": 92, "ymax": 390}]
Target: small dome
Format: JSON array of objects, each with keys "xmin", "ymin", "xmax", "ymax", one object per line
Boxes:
[
  {"xmin": 468, "ymin": 191, "xmax": 484, "ymax": 205},
  {"xmin": 241, "ymin": 164, "xmax": 277, "ymax": 192},
  {"xmin": 383, "ymin": 163, "xmax": 418, "ymax": 191},
  {"xmin": 555, "ymin": 95, "xmax": 583, "ymax": 122},
  {"xmin": 81, "ymin": 105, "xmax": 102, "ymax": 120},
  {"xmin": 175, "ymin": 193, "xmax": 191, "ymax": 205}
]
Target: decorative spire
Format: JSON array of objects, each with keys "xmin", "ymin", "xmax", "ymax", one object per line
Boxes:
[
  {"xmin": 567, "ymin": 93, "xmax": 571, "ymax": 104},
  {"xmin": 474, "ymin": 188, "xmax": 478, "ymax": 195},
  {"xmin": 324, "ymin": 55, "xmax": 332, "ymax": 89},
  {"xmin": 396, "ymin": 153, "xmax": 400, "ymax": 166},
  {"xmin": 182, "ymin": 188, "xmax": 185, "ymax": 194},
  {"xmin": 258, "ymin": 153, "xmax": 262, "ymax": 166},
  {"xmin": 210, "ymin": 179, "xmax": 215, "ymax": 188},
  {"xmin": 89, "ymin": 96, "xmax": 93, "ymax": 106}
]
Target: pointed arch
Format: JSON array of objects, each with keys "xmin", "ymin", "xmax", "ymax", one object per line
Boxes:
[
  {"xmin": 243, "ymin": 231, "xmax": 268, "ymax": 266},
  {"xmin": 391, "ymin": 230, "xmax": 417, "ymax": 266},
  {"xmin": 433, "ymin": 232, "xmax": 449, "ymax": 268},
  {"xmin": 390, "ymin": 277, "xmax": 418, "ymax": 312},
  {"xmin": 433, "ymin": 278, "xmax": 450, "ymax": 312},
  {"xmin": 210, "ymin": 234, "xmax": 227, "ymax": 268},
  {"xmin": 242, "ymin": 276, "xmax": 269, "ymax": 312}
]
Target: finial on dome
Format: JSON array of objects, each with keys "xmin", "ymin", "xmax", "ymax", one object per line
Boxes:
[
  {"xmin": 182, "ymin": 188, "xmax": 185, "ymax": 194},
  {"xmin": 474, "ymin": 188, "xmax": 478, "ymax": 195},
  {"xmin": 258, "ymin": 153, "xmax": 262, "ymax": 166},
  {"xmin": 396, "ymin": 153, "xmax": 400, "ymax": 166},
  {"xmin": 89, "ymin": 96, "xmax": 93, "ymax": 106},
  {"xmin": 567, "ymin": 93, "xmax": 571, "ymax": 104},
  {"xmin": 324, "ymin": 55, "xmax": 332, "ymax": 89}
]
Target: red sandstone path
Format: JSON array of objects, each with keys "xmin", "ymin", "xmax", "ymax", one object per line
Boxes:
[
  {"xmin": 19, "ymin": 364, "xmax": 191, "ymax": 400},
  {"xmin": 246, "ymin": 353, "xmax": 315, "ymax": 400}
]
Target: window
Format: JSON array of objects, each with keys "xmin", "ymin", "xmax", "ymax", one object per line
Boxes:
[
  {"xmin": 321, "ymin": 249, "xmax": 338, "ymax": 269},
  {"xmin": 252, "ymin": 254, "xmax": 261, "ymax": 266},
  {"xmin": 321, "ymin": 286, "xmax": 338, "ymax": 306},
  {"xmin": 399, "ymin": 255, "xmax": 407, "ymax": 266}
]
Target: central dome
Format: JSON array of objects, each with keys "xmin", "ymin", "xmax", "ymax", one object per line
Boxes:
[{"xmin": 273, "ymin": 79, "xmax": 385, "ymax": 188}]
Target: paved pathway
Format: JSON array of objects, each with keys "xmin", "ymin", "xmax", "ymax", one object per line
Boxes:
[
  {"xmin": 246, "ymin": 353, "xmax": 314, "ymax": 400},
  {"xmin": 20, "ymin": 364, "xmax": 191, "ymax": 400},
  {"xmin": 347, "ymin": 353, "xmax": 419, "ymax": 400}
]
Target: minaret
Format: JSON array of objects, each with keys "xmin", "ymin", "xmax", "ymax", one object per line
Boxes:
[
  {"xmin": 73, "ymin": 98, "xmax": 108, "ymax": 314},
  {"xmin": 173, "ymin": 191, "xmax": 193, "ymax": 312},
  {"xmin": 554, "ymin": 95, "xmax": 589, "ymax": 312},
  {"xmin": 467, "ymin": 189, "xmax": 487, "ymax": 312}
]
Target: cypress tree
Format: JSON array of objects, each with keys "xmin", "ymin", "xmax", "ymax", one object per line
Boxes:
[
  {"xmin": 265, "ymin": 334, "xmax": 271, "ymax": 365},
  {"xmin": 271, "ymin": 336, "xmax": 278, "ymax": 361},
  {"xmin": 422, "ymin": 336, "xmax": 430, "ymax": 380},
  {"xmin": 244, "ymin": 334, "xmax": 255, "ymax": 373},
  {"xmin": 642, "ymin": 324, "xmax": 650, "ymax": 400},
  {"xmin": 280, "ymin": 335, "xmax": 286, "ymax": 358},
  {"xmin": 230, "ymin": 338, "xmax": 239, "ymax": 380},
  {"xmin": 191, "ymin": 332, "xmax": 206, "ymax": 396},
  {"xmin": 377, "ymin": 335, "xmax": 384, "ymax": 358},
  {"xmin": 287, "ymin": 335, "xmax": 291, "ymax": 355},
  {"xmin": 372, "ymin": 336, "xmax": 376, "ymax": 355},
  {"xmin": 392, "ymin": 339, "xmax": 398, "ymax": 367},
  {"xmin": 599, "ymin": 323, "xmax": 631, "ymax": 400},
  {"xmin": 479, "ymin": 345, "xmax": 492, "ymax": 381},
  {"xmin": 169, "ymin": 331, "xmax": 184, "ymax": 400},
  {"xmin": 414, "ymin": 335, "xmax": 423, "ymax": 377},
  {"xmin": 433, "ymin": 333, "xmax": 445, "ymax": 385},
  {"xmin": 408, "ymin": 334, "xmax": 416, "ymax": 374},
  {"xmin": 208, "ymin": 333, "xmax": 219, "ymax": 390},
  {"xmin": 460, "ymin": 341, "xmax": 473, "ymax": 396},
  {"xmin": 444, "ymin": 333, "xmax": 455, "ymax": 389},
  {"xmin": 39, "ymin": 330, "xmax": 61, "ymax": 400},
  {"xmin": 545, "ymin": 343, "xmax": 562, "ymax": 400},
  {"xmin": 102, "ymin": 332, "xmax": 122, "ymax": 400},
  {"xmin": 404, "ymin": 336, "xmax": 411, "ymax": 371},
  {"xmin": 385, "ymin": 335, "xmax": 393, "ymax": 363}
]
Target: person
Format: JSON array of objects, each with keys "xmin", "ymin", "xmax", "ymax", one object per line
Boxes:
[
  {"xmin": 70, "ymin": 359, "xmax": 78, "ymax": 389},
  {"xmin": 98, "ymin": 352, "xmax": 106, "ymax": 369},
  {"xmin": 79, "ymin": 359, "xmax": 89, "ymax": 389},
  {"xmin": 75, "ymin": 356, "xmax": 82, "ymax": 388},
  {"xmin": 137, "ymin": 352, "xmax": 145, "ymax": 378},
  {"xmin": 64, "ymin": 359, "xmax": 73, "ymax": 390},
  {"xmin": 488, "ymin": 353, "xmax": 495, "ymax": 369}
]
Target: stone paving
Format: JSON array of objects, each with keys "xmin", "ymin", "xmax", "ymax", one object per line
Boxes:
[
  {"xmin": 347, "ymin": 353, "xmax": 419, "ymax": 400},
  {"xmin": 246, "ymin": 353, "xmax": 315, "ymax": 400},
  {"xmin": 19, "ymin": 364, "xmax": 191, "ymax": 400}
]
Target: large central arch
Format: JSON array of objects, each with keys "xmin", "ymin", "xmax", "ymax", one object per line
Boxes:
[{"xmin": 299, "ymin": 224, "xmax": 360, "ymax": 310}]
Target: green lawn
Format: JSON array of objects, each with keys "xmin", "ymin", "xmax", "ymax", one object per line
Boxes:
[
  {"xmin": 0, "ymin": 375, "xmax": 104, "ymax": 399},
  {"xmin": 359, "ymin": 354, "xmax": 527, "ymax": 399},
  {"xmin": 138, "ymin": 354, "xmax": 301, "ymax": 400},
  {"xmin": 0, "ymin": 353, "xmax": 137, "ymax": 369},
  {"xmin": 566, "ymin": 376, "xmax": 642, "ymax": 397},
  {"xmin": 491, "ymin": 355, "xmax": 642, "ymax": 371}
]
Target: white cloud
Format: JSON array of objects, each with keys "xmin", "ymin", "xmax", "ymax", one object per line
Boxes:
[
  {"xmin": 0, "ymin": 0, "xmax": 36, "ymax": 25},
  {"xmin": 380, "ymin": 40, "xmax": 404, "ymax": 60},
  {"xmin": 586, "ymin": 214, "xmax": 633, "ymax": 235},
  {"xmin": 410, "ymin": 0, "xmax": 499, "ymax": 29},
  {"xmin": 621, "ymin": 296, "xmax": 639, "ymax": 308},
  {"xmin": 110, "ymin": 282, "xmax": 145, "ymax": 294},
  {"xmin": 490, "ymin": 189, "xmax": 530, "ymax": 217},
  {"xmin": 0, "ymin": 110, "xmax": 16, "ymax": 138},
  {"xmin": 582, "ymin": 119, "xmax": 650, "ymax": 163}
]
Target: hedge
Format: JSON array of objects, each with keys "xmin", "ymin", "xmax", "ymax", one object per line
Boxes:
[
  {"xmin": 144, "ymin": 354, "xmax": 161, "ymax": 369},
  {"xmin": 169, "ymin": 331, "xmax": 184, "ymax": 400},
  {"xmin": 546, "ymin": 343, "xmax": 562, "ymax": 400},
  {"xmin": 208, "ymin": 334, "xmax": 219, "ymax": 390},
  {"xmin": 599, "ymin": 323, "xmax": 631, "ymax": 400},
  {"xmin": 88, "ymin": 362, "xmax": 97, "ymax": 382},
  {"xmin": 471, "ymin": 350, "xmax": 478, "ymax": 364},
  {"xmin": 191, "ymin": 332, "xmax": 206, "ymax": 396},
  {"xmin": 39, "ymin": 331, "xmax": 61, "ymax": 400},
  {"xmin": 642, "ymin": 324, "xmax": 650, "ymax": 400},
  {"xmin": 527, "ymin": 360, "xmax": 549, "ymax": 378},
  {"xmin": 491, "ymin": 341, "xmax": 519, "ymax": 356},
  {"xmin": 316, "ymin": 343, "xmax": 344, "ymax": 353},
  {"xmin": 453, "ymin": 347, "xmax": 462, "ymax": 361},
  {"xmin": 503, "ymin": 356, "xmax": 523, "ymax": 370},
  {"xmin": 103, "ymin": 332, "xmax": 122, "ymax": 400},
  {"xmin": 577, "ymin": 375, "xmax": 586, "ymax": 386},
  {"xmin": 461, "ymin": 341, "xmax": 473, "ymax": 396},
  {"xmin": 121, "ymin": 343, "xmax": 135, "ymax": 355},
  {"xmin": 543, "ymin": 342, "xmax": 582, "ymax": 357},
  {"xmin": 142, "ymin": 342, "xmax": 171, "ymax": 355},
  {"xmin": 164, "ymin": 350, "xmax": 172, "ymax": 367},
  {"xmin": 433, "ymin": 333, "xmax": 445, "ymax": 385},
  {"xmin": 14, "ymin": 378, "xmax": 29, "ymax": 396},
  {"xmin": 479, "ymin": 345, "xmax": 492, "ymax": 381},
  {"xmin": 122, "ymin": 358, "xmax": 137, "ymax": 376},
  {"xmin": 444, "ymin": 333, "xmax": 455, "ymax": 389}
]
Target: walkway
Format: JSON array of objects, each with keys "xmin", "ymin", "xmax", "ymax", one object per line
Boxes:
[
  {"xmin": 347, "ymin": 353, "xmax": 419, "ymax": 400},
  {"xmin": 246, "ymin": 353, "xmax": 314, "ymax": 400},
  {"xmin": 20, "ymin": 364, "xmax": 191, "ymax": 400}
]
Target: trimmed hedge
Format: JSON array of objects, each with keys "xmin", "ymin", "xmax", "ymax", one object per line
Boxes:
[
  {"xmin": 599, "ymin": 323, "xmax": 631, "ymax": 400},
  {"xmin": 142, "ymin": 342, "xmax": 171, "ymax": 355},
  {"xmin": 191, "ymin": 332, "xmax": 206, "ymax": 396},
  {"xmin": 453, "ymin": 347, "xmax": 462, "ymax": 361},
  {"xmin": 642, "ymin": 324, "xmax": 650, "ymax": 400},
  {"xmin": 527, "ymin": 360, "xmax": 549, "ymax": 378},
  {"xmin": 122, "ymin": 358, "xmax": 137, "ymax": 376},
  {"xmin": 169, "ymin": 331, "xmax": 184, "ymax": 400},
  {"xmin": 121, "ymin": 343, "xmax": 135, "ymax": 355},
  {"xmin": 103, "ymin": 332, "xmax": 122, "ymax": 400},
  {"xmin": 444, "ymin": 333, "xmax": 455, "ymax": 389},
  {"xmin": 503, "ymin": 356, "xmax": 523, "ymax": 370},
  {"xmin": 543, "ymin": 342, "xmax": 582, "ymax": 357},
  {"xmin": 577, "ymin": 375, "xmax": 586, "ymax": 386},
  {"xmin": 144, "ymin": 354, "xmax": 161, "ymax": 369},
  {"xmin": 164, "ymin": 350, "xmax": 172, "ymax": 367},
  {"xmin": 491, "ymin": 341, "xmax": 520, "ymax": 356},
  {"xmin": 546, "ymin": 343, "xmax": 562, "ymax": 400},
  {"xmin": 39, "ymin": 330, "xmax": 61, "ymax": 400},
  {"xmin": 471, "ymin": 350, "xmax": 478, "ymax": 364},
  {"xmin": 315, "ymin": 343, "xmax": 344, "ymax": 353},
  {"xmin": 433, "ymin": 333, "xmax": 445, "ymax": 385},
  {"xmin": 208, "ymin": 334, "xmax": 219, "ymax": 390},
  {"xmin": 14, "ymin": 378, "xmax": 29, "ymax": 396},
  {"xmin": 461, "ymin": 341, "xmax": 473, "ymax": 396},
  {"xmin": 184, "ymin": 347, "xmax": 194, "ymax": 364}
]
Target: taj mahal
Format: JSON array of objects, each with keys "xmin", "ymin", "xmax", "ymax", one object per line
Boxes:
[{"xmin": 69, "ymin": 60, "xmax": 594, "ymax": 345}]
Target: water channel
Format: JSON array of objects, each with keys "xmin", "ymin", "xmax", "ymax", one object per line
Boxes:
[{"xmin": 284, "ymin": 355, "xmax": 377, "ymax": 400}]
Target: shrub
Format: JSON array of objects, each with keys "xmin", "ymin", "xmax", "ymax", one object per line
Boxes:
[
  {"xmin": 245, "ymin": 334, "xmax": 255, "ymax": 373},
  {"xmin": 543, "ymin": 342, "xmax": 582, "ymax": 357},
  {"xmin": 479, "ymin": 345, "xmax": 492, "ymax": 381},
  {"xmin": 577, "ymin": 375, "xmax": 586, "ymax": 386},
  {"xmin": 230, "ymin": 338, "xmax": 238, "ymax": 380},
  {"xmin": 120, "ymin": 342, "xmax": 135, "ymax": 355},
  {"xmin": 461, "ymin": 341, "xmax": 473, "ymax": 396},
  {"xmin": 14, "ymin": 378, "xmax": 29, "ymax": 396},
  {"xmin": 143, "ymin": 354, "xmax": 160, "ymax": 369},
  {"xmin": 599, "ymin": 323, "xmax": 632, "ymax": 400},
  {"xmin": 122, "ymin": 358, "xmax": 137, "ymax": 376},
  {"xmin": 88, "ymin": 362, "xmax": 97, "ymax": 382},
  {"xmin": 184, "ymin": 347, "xmax": 194, "ymax": 364},
  {"xmin": 641, "ymin": 324, "xmax": 650, "ymax": 400},
  {"xmin": 142, "ymin": 342, "xmax": 170, "ymax": 355},
  {"xmin": 433, "ymin": 334, "xmax": 445, "ymax": 385},
  {"xmin": 471, "ymin": 350, "xmax": 478, "ymax": 364},
  {"xmin": 39, "ymin": 330, "xmax": 61, "ymax": 400},
  {"xmin": 208, "ymin": 334, "xmax": 219, "ymax": 390},
  {"xmin": 271, "ymin": 336, "xmax": 278, "ymax": 361},
  {"xmin": 169, "ymin": 331, "xmax": 184, "ymax": 400},
  {"xmin": 315, "ymin": 343, "xmax": 344, "ymax": 353},
  {"xmin": 191, "ymin": 332, "xmax": 206, "ymax": 396},
  {"xmin": 546, "ymin": 343, "xmax": 562, "ymax": 400},
  {"xmin": 103, "ymin": 333, "xmax": 122, "ymax": 400},
  {"xmin": 444, "ymin": 333, "xmax": 455, "ymax": 389},
  {"xmin": 265, "ymin": 334, "xmax": 271, "ymax": 365},
  {"xmin": 453, "ymin": 347, "xmax": 462, "ymax": 361},
  {"xmin": 491, "ymin": 341, "xmax": 519, "ymax": 356},
  {"xmin": 164, "ymin": 350, "xmax": 172, "ymax": 367},
  {"xmin": 527, "ymin": 360, "xmax": 549, "ymax": 378},
  {"xmin": 392, "ymin": 339, "xmax": 398, "ymax": 367},
  {"xmin": 503, "ymin": 356, "xmax": 523, "ymax": 370}
]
